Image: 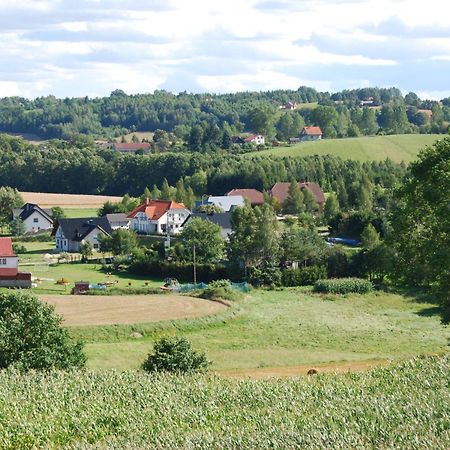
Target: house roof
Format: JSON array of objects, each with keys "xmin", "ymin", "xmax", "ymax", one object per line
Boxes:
[
  {"xmin": 270, "ymin": 181, "xmax": 325, "ymax": 205},
  {"xmin": 14, "ymin": 203, "xmax": 53, "ymax": 222},
  {"xmin": 302, "ymin": 126, "xmax": 323, "ymax": 136},
  {"xmin": 53, "ymin": 217, "xmax": 112, "ymax": 242},
  {"xmin": 244, "ymin": 134, "xmax": 263, "ymax": 142},
  {"xmin": 0, "ymin": 237, "xmax": 15, "ymax": 257},
  {"xmin": 127, "ymin": 199, "xmax": 188, "ymax": 220},
  {"xmin": 226, "ymin": 189, "xmax": 264, "ymax": 205},
  {"xmin": 106, "ymin": 213, "xmax": 130, "ymax": 223},
  {"xmin": 206, "ymin": 195, "xmax": 245, "ymax": 212},
  {"xmin": 183, "ymin": 212, "xmax": 232, "ymax": 230},
  {"xmin": 113, "ymin": 143, "xmax": 151, "ymax": 152}
]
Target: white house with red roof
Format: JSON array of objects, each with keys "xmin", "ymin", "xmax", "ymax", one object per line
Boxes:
[
  {"xmin": 244, "ymin": 134, "xmax": 265, "ymax": 145},
  {"xmin": 0, "ymin": 237, "xmax": 31, "ymax": 288},
  {"xmin": 127, "ymin": 199, "xmax": 190, "ymax": 235},
  {"xmin": 300, "ymin": 126, "xmax": 323, "ymax": 142}
]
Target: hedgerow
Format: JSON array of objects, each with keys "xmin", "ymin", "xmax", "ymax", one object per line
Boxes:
[{"xmin": 314, "ymin": 277, "xmax": 373, "ymax": 294}]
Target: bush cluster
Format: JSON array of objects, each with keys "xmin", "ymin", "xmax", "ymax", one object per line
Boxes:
[
  {"xmin": 313, "ymin": 277, "xmax": 373, "ymax": 294},
  {"xmin": 282, "ymin": 266, "xmax": 327, "ymax": 287},
  {"xmin": 199, "ymin": 280, "xmax": 243, "ymax": 302}
]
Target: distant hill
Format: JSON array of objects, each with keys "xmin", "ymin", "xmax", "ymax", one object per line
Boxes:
[{"xmin": 245, "ymin": 134, "xmax": 444, "ymax": 163}]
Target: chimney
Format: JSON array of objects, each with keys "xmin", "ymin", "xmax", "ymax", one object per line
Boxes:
[{"xmin": 145, "ymin": 197, "xmax": 150, "ymax": 206}]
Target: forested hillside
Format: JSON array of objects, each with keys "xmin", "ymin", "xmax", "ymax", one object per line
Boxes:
[
  {"xmin": 0, "ymin": 134, "xmax": 405, "ymax": 203},
  {"xmin": 0, "ymin": 87, "xmax": 448, "ymax": 141}
]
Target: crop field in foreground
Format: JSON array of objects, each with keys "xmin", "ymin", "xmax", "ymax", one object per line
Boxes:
[
  {"xmin": 246, "ymin": 134, "xmax": 442, "ymax": 163},
  {"xmin": 74, "ymin": 289, "xmax": 449, "ymax": 372},
  {"xmin": 0, "ymin": 356, "xmax": 448, "ymax": 449}
]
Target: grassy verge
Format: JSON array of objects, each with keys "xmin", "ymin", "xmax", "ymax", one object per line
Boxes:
[
  {"xmin": 80, "ymin": 288, "xmax": 449, "ymax": 370},
  {"xmin": 0, "ymin": 355, "xmax": 448, "ymax": 449}
]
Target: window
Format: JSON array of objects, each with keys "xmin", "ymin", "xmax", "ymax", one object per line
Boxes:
[
  {"xmin": 0, "ymin": 258, "xmax": 6, "ymax": 265},
  {"xmin": 33, "ymin": 218, "xmax": 39, "ymax": 223},
  {"xmin": 93, "ymin": 244, "xmax": 99, "ymax": 249}
]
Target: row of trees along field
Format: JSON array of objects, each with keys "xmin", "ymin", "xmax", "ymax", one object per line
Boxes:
[
  {"xmin": 0, "ymin": 134, "xmax": 406, "ymax": 201},
  {"xmin": 0, "ymin": 87, "xmax": 449, "ymax": 142}
]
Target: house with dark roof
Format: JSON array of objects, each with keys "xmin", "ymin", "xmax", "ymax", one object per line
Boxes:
[
  {"xmin": 182, "ymin": 212, "xmax": 233, "ymax": 240},
  {"xmin": 12, "ymin": 203, "xmax": 53, "ymax": 233},
  {"xmin": 0, "ymin": 237, "xmax": 31, "ymax": 288},
  {"xmin": 127, "ymin": 198, "xmax": 190, "ymax": 235},
  {"xmin": 270, "ymin": 181, "xmax": 325, "ymax": 211},
  {"xmin": 226, "ymin": 189, "xmax": 264, "ymax": 206},
  {"xmin": 300, "ymin": 126, "xmax": 323, "ymax": 141},
  {"xmin": 52, "ymin": 217, "xmax": 112, "ymax": 252},
  {"xmin": 113, "ymin": 142, "xmax": 151, "ymax": 154}
]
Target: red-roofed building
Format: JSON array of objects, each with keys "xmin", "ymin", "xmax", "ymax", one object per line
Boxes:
[
  {"xmin": 300, "ymin": 126, "xmax": 323, "ymax": 142},
  {"xmin": 128, "ymin": 198, "xmax": 191, "ymax": 234},
  {"xmin": 244, "ymin": 134, "xmax": 265, "ymax": 145},
  {"xmin": 226, "ymin": 189, "xmax": 264, "ymax": 206},
  {"xmin": 113, "ymin": 142, "xmax": 151, "ymax": 153},
  {"xmin": 270, "ymin": 181, "xmax": 325, "ymax": 211},
  {"xmin": 0, "ymin": 237, "xmax": 31, "ymax": 288}
]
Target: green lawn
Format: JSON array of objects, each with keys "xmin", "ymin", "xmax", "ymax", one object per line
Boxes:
[
  {"xmin": 63, "ymin": 208, "xmax": 100, "ymax": 218},
  {"xmin": 16, "ymin": 240, "xmax": 54, "ymax": 263},
  {"xmin": 247, "ymin": 134, "xmax": 443, "ymax": 163},
  {"xmin": 81, "ymin": 288, "xmax": 449, "ymax": 371}
]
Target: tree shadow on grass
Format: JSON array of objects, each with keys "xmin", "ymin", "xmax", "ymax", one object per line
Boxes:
[{"xmin": 415, "ymin": 306, "xmax": 442, "ymax": 317}]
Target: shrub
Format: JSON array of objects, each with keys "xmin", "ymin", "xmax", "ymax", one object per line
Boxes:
[
  {"xmin": 12, "ymin": 232, "xmax": 52, "ymax": 242},
  {"xmin": 0, "ymin": 291, "xmax": 86, "ymax": 370},
  {"xmin": 200, "ymin": 280, "xmax": 243, "ymax": 302},
  {"xmin": 313, "ymin": 277, "xmax": 373, "ymax": 295},
  {"xmin": 142, "ymin": 336, "xmax": 209, "ymax": 374},
  {"xmin": 12, "ymin": 243, "xmax": 27, "ymax": 254},
  {"xmin": 282, "ymin": 266, "xmax": 327, "ymax": 286}
]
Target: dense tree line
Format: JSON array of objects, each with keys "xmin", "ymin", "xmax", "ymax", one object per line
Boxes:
[
  {"xmin": 0, "ymin": 87, "xmax": 448, "ymax": 141},
  {"xmin": 0, "ymin": 134, "xmax": 406, "ymax": 207}
]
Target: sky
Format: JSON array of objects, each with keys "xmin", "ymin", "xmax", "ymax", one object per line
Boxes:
[{"xmin": 1, "ymin": 0, "xmax": 449, "ymax": 99}]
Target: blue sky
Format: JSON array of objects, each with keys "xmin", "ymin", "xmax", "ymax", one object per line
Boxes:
[{"xmin": 0, "ymin": 0, "xmax": 449, "ymax": 99}]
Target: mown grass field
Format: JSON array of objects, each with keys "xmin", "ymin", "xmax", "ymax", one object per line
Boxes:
[
  {"xmin": 0, "ymin": 356, "xmax": 448, "ymax": 449},
  {"xmin": 75, "ymin": 288, "xmax": 449, "ymax": 372},
  {"xmin": 247, "ymin": 134, "xmax": 443, "ymax": 162},
  {"xmin": 63, "ymin": 207, "xmax": 100, "ymax": 218}
]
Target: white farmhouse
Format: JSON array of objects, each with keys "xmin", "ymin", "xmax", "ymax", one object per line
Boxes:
[
  {"xmin": 244, "ymin": 134, "xmax": 265, "ymax": 145},
  {"xmin": 12, "ymin": 203, "xmax": 53, "ymax": 233},
  {"xmin": 127, "ymin": 199, "xmax": 190, "ymax": 235},
  {"xmin": 53, "ymin": 217, "xmax": 112, "ymax": 252}
]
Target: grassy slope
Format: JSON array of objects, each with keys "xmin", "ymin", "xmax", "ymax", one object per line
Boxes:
[
  {"xmin": 247, "ymin": 134, "xmax": 443, "ymax": 163},
  {"xmin": 1, "ymin": 356, "xmax": 448, "ymax": 449},
  {"xmin": 63, "ymin": 207, "xmax": 99, "ymax": 218},
  {"xmin": 81, "ymin": 288, "xmax": 449, "ymax": 371}
]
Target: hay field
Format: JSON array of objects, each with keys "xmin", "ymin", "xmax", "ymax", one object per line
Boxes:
[
  {"xmin": 41, "ymin": 294, "xmax": 227, "ymax": 326},
  {"xmin": 20, "ymin": 192, "xmax": 122, "ymax": 208}
]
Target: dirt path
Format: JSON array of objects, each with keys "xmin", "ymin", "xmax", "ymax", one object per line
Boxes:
[
  {"xmin": 218, "ymin": 359, "xmax": 390, "ymax": 379},
  {"xmin": 41, "ymin": 294, "xmax": 227, "ymax": 326}
]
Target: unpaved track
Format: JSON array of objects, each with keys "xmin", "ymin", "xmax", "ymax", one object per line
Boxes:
[
  {"xmin": 41, "ymin": 294, "xmax": 226, "ymax": 326},
  {"xmin": 218, "ymin": 359, "xmax": 390, "ymax": 379}
]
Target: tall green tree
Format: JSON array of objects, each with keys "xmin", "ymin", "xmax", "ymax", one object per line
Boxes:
[
  {"xmin": 0, "ymin": 291, "xmax": 86, "ymax": 370},
  {"xmin": 324, "ymin": 192, "xmax": 340, "ymax": 223},
  {"xmin": 391, "ymin": 137, "xmax": 450, "ymax": 322},
  {"xmin": 99, "ymin": 229, "xmax": 138, "ymax": 256},
  {"xmin": 249, "ymin": 105, "xmax": 277, "ymax": 138},
  {"xmin": 160, "ymin": 178, "xmax": 171, "ymax": 200},
  {"xmin": 0, "ymin": 187, "xmax": 23, "ymax": 224},
  {"xmin": 283, "ymin": 180, "xmax": 304, "ymax": 214}
]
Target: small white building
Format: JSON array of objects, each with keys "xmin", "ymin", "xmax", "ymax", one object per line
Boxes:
[
  {"xmin": 127, "ymin": 199, "xmax": 190, "ymax": 235},
  {"xmin": 0, "ymin": 237, "xmax": 31, "ymax": 288},
  {"xmin": 13, "ymin": 203, "xmax": 53, "ymax": 233},
  {"xmin": 245, "ymin": 134, "xmax": 265, "ymax": 145},
  {"xmin": 53, "ymin": 217, "xmax": 113, "ymax": 252},
  {"xmin": 300, "ymin": 126, "xmax": 323, "ymax": 142},
  {"xmin": 205, "ymin": 195, "xmax": 245, "ymax": 212}
]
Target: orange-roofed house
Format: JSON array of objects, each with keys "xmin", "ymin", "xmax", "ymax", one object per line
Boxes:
[
  {"xmin": 0, "ymin": 237, "xmax": 31, "ymax": 288},
  {"xmin": 300, "ymin": 126, "xmax": 323, "ymax": 142},
  {"xmin": 127, "ymin": 199, "xmax": 191, "ymax": 235}
]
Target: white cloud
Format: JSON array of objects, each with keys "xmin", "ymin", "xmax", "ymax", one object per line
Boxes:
[{"xmin": 0, "ymin": 0, "xmax": 449, "ymax": 97}]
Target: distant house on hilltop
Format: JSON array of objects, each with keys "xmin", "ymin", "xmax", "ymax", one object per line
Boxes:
[
  {"xmin": 226, "ymin": 189, "xmax": 264, "ymax": 206},
  {"xmin": 270, "ymin": 181, "xmax": 325, "ymax": 211},
  {"xmin": 300, "ymin": 126, "xmax": 323, "ymax": 142},
  {"xmin": 12, "ymin": 203, "xmax": 53, "ymax": 233},
  {"xmin": 0, "ymin": 237, "xmax": 31, "ymax": 288},
  {"xmin": 53, "ymin": 217, "xmax": 112, "ymax": 252},
  {"xmin": 281, "ymin": 101, "xmax": 297, "ymax": 110},
  {"xmin": 113, "ymin": 142, "xmax": 151, "ymax": 154},
  {"xmin": 127, "ymin": 198, "xmax": 190, "ymax": 235}
]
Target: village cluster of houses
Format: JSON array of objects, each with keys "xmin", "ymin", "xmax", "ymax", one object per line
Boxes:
[
  {"xmin": 12, "ymin": 180, "xmax": 325, "ymax": 257},
  {"xmin": 97, "ymin": 126, "xmax": 322, "ymax": 154}
]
